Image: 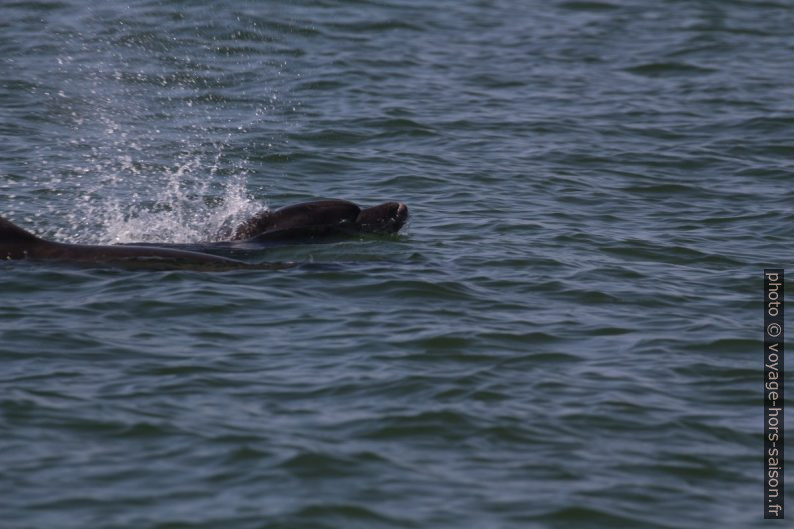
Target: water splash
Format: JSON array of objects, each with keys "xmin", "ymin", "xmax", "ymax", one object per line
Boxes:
[
  {"xmin": 20, "ymin": 4, "xmax": 287, "ymax": 245},
  {"xmin": 81, "ymin": 164, "xmax": 263, "ymax": 245},
  {"xmin": 49, "ymin": 124, "xmax": 268, "ymax": 245}
]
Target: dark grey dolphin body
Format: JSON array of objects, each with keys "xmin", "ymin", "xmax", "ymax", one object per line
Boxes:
[
  {"xmin": 0, "ymin": 216, "xmax": 287, "ymax": 269},
  {"xmin": 0, "ymin": 199, "xmax": 408, "ymax": 268}
]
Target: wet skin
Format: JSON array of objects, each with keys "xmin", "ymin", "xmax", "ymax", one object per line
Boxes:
[
  {"xmin": 0, "ymin": 199, "xmax": 408, "ymax": 268},
  {"xmin": 231, "ymin": 200, "xmax": 409, "ymax": 242}
]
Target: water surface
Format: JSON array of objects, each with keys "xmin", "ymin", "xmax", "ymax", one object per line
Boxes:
[{"xmin": 1, "ymin": 1, "xmax": 792, "ymax": 528}]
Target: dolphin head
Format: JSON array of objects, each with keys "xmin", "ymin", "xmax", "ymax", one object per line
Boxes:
[
  {"xmin": 232, "ymin": 200, "xmax": 409, "ymax": 241},
  {"xmin": 355, "ymin": 202, "xmax": 409, "ymax": 234}
]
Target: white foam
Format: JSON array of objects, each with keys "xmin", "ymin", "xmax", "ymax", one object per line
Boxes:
[{"xmin": 34, "ymin": 21, "xmax": 283, "ymax": 245}]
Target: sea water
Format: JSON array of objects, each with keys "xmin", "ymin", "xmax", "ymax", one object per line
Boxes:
[{"xmin": 1, "ymin": 1, "xmax": 792, "ymax": 527}]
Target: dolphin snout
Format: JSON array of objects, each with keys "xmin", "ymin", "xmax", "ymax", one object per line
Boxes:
[{"xmin": 356, "ymin": 201, "xmax": 409, "ymax": 233}]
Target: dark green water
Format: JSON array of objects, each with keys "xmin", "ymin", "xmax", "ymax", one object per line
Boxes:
[{"xmin": 1, "ymin": 1, "xmax": 792, "ymax": 528}]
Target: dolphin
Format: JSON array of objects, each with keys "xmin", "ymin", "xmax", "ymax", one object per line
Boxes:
[
  {"xmin": 0, "ymin": 199, "xmax": 408, "ymax": 268},
  {"xmin": 231, "ymin": 199, "xmax": 409, "ymax": 242},
  {"xmin": 0, "ymin": 215, "xmax": 289, "ymax": 269}
]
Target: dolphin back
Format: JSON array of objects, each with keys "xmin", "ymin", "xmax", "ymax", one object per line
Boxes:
[{"xmin": 0, "ymin": 216, "xmax": 41, "ymax": 243}]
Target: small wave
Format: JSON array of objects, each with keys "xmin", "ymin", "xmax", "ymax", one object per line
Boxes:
[
  {"xmin": 558, "ymin": 1, "xmax": 619, "ymax": 11},
  {"xmin": 623, "ymin": 62, "xmax": 717, "ymax": 77}
]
